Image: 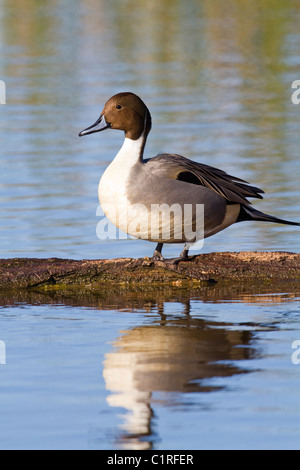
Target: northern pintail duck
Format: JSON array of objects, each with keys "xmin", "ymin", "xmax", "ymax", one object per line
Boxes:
[{"xmin": 79, "ymin": 92, "xmax": 300, "ymax": 261}]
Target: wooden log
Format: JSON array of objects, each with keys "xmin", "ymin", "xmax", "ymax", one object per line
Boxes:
[{"xmin": 0, "ymin": 252, "xmax": 299, "ymax": 292}]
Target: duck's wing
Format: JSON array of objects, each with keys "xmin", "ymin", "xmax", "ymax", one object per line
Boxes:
[{"xmin": 145, "ymin": 153, "xmax": 264, "ymax": 205}]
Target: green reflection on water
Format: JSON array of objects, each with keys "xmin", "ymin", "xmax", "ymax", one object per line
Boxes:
[{"xmin": 0, "ymin": 0, "xmax": 299, "ymax": 257}]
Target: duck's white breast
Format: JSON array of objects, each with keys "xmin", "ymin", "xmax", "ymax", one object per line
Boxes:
[{"xmin": 98, "ymin": 136, "xmax": 151, "ymax": 239}]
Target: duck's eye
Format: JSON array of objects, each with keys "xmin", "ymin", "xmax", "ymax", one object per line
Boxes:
[{"xmin": 116, "ymin": 105, "xmax": 122, "ymax": 110}]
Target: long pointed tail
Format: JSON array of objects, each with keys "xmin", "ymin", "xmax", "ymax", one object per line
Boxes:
[{"xmin": 238, "ymin": 205, "xmax": 300, "ymax": 226}]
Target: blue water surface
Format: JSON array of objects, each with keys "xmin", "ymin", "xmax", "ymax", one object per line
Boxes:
[{"xmin": 0, "ymin": 0, "xmax": 300, "ymax": 450}]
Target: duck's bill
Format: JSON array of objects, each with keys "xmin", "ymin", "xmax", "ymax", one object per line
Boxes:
[{"xmin": 78, "ymin": 114, "xmax": 110, "ymax": 136}]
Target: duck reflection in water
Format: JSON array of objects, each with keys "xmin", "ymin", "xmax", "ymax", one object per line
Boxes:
[{"xmin": 103, "ymin": 301, "xmax": 257, "ymax": 450}]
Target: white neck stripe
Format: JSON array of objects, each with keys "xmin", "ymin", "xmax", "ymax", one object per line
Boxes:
[{"xmin": 114, "ymin": 134, "xmax": 145, "ymax": 166}]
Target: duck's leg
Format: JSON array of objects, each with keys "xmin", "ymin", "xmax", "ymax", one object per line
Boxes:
[
  {"xmin": 153, "ymin": 243, "xmax": 193, "ymax": 264},
  {"xmin": 153, "ymin": 242, "xmax": 164, "ymax": 261},
  {"xmin": 168, "ymin": 245, "xmax": 191, "ymax": 265},
  {"xmin": 179, "ymin": 245, "xmax": 189, "ymax": 260}
]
